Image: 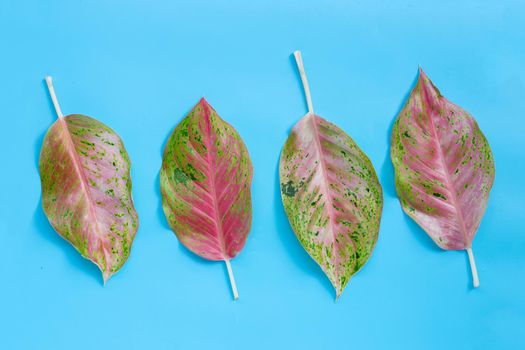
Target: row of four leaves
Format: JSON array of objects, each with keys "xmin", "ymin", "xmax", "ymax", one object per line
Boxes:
[{"xmin": 39, "ymin": 51, "xmax": 494, "ymax": 300}]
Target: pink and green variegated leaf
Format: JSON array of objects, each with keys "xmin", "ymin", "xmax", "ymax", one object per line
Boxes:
[
  {"xmin": 160, "ymin": 98, "xmax": 253, "ymax": 264},
  {"xmin": 391, "ymin": 69, "xmax": 495, "ymax": 260},
  {"xmin": 39, "ymin": 115, "xmax": 139, "ymax": 283},
  {"xmin": 279, "ymin": 113, "xmax": 383, "ymax": 297}
]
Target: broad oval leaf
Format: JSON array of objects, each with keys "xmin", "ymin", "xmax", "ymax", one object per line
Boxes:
[
  {"xmin": 279, "ymin": 113, "xmax": 383, "ymax": 297},
  {"xmin": 39, "ymin": 114, "xmax": 139, "ymax": 283},
  {"xmin": 160, "ymin": 98, "xmax": 253, "ymax": 298},
  {"xmin": 391, "ymin": 69, "xmax": 495, "ymax": 285}
]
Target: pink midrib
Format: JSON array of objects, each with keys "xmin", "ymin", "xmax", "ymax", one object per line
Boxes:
[
  {"xmin": 420, "ymin": 82, "xmax": 470, "ymax": 248},
  {"xmin": 201, "ymin": 107, "xmax": 228, "ymax": 260},
  {"xmin": 307, "ymin": 114, "xmax": 344, "ymax": 275},
  {"xmin": 58, "ymin": 118, "xmax": 111, "ymax": 263}
]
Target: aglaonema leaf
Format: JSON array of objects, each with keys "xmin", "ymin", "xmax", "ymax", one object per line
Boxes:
[
  {"xmin": 39, "ymin": 77, "xmax": 139, "ymax": 283},
  {"xmin": 279, "ymin": 51, "xmax": 383, "ymax": 298},
  {"xmin": 160, "ymin": 98, "xmax": 253, "ymax": 300},
  {"xmin": 391, "ymin": 68, "xmax": 495, "ymax": 287}
]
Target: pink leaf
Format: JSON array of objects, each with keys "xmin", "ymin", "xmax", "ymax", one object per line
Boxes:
[
  {"xmin": 160, "ymin": 98, "xmax": 253, "ymax": 299},
  {"xmin": 391, "ymin": 68, "xmax": 495, "ymax": 287},
  {"xmin": 39, "ymin": 77, "xmax": 139, "ymax": 284}
]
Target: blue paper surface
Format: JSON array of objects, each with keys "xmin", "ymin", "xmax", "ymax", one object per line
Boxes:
[{"xmin": 1, "ymin": 0, "xmax": 524, "ymax": 349}]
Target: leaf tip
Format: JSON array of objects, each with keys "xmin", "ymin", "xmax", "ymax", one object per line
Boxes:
[
  {"xmin": 416, "ymin": 67, "xmax": 441, "ymax": 97},
  {"xmin": 418, "ymin": 66, "xmax": 428, "ymax": 80},
  {"xmin": 102, "ymin": 271, "xmax": 111, "ymax": 286},
  {"xmin": 334, "ymin": 285, "xmax": 343, "ymax": 301},
  {"xmin": 198, "ymin": 97, "xmax": 210, "ymax": 107},
  {"xmin": 197, "ymin": 97, "xmax": 215, "ymax": 115}
]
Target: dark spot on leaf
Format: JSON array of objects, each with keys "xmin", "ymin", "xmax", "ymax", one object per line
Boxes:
[
  {"xmin": 281, "ymin": 181, "xmax": 298, "ymax": 197},
  {"xmin": 432, "ymin": 192, "xmax": 447, "ymax": 200},
  {"xmin": 310, "ymin": 194, "xmax": 323, "ymax": 206}
]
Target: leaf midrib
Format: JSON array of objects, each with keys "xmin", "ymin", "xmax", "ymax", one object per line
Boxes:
[
  {"xmin": 308, "ymin": 114, "xmax": 343, "ymax": 279},
  {"xmin": 420, "ymin": 82, "xmax": 470, "ymax": 247},
  {"xmin": 58, "ymin": 118, "xmax": 109, "ymax": 258},
  {"xmin": 201, "ymin": 108, "xmax": 228, "ymax": 260}
]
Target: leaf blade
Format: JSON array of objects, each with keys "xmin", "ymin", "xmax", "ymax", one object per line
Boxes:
[
  {"xmin": 391, "ymin": 69, "xmax": 495, "ymax": 250},
  {"xmin": 39, "ymin": 115, "xmax": 139, "ymax": 283},
  {"xmin": 279, "ymin": 113, "xmax": 383, "ymax": 296},
  {"xmin": 160, "ymin": 98, "xmax": 253, "ymax": 262}
]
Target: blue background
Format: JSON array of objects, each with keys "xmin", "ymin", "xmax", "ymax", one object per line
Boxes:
[{"xmin": 1, "ymin": 0, "xmax": 524, "ymax": 349}]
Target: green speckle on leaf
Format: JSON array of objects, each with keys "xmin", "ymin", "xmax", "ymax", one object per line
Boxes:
[{"xmin": 173, "ymin": 168, "xmax": 189, "ymax": 184}]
